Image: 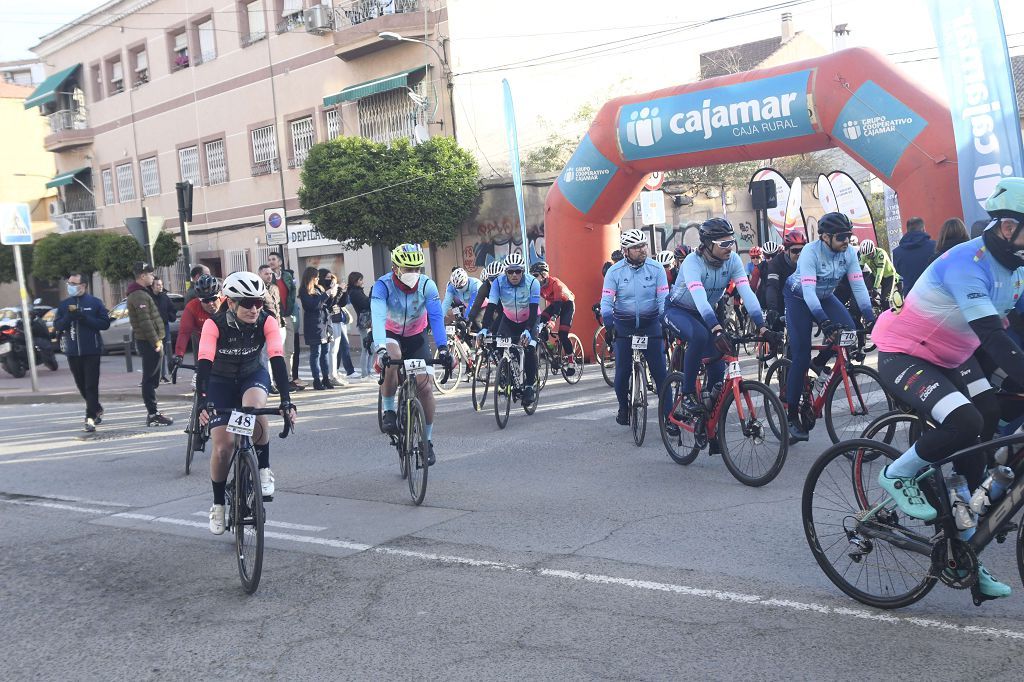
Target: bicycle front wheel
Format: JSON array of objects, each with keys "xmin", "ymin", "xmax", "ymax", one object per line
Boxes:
[
  {"xmin": 471, "ymin": 350, "xmax": 491, "ymax": 411},
  {"xmin": 405, "ymin": 397, "xmax": 429, "ymax": 505},
  {"xmin": 658, "ymin": 372, "xmax": 700, "ymax": 465},
  {"xmin": 494, "ymin": 358, "xmax": 512, "ymax": 429},
  {"xmin": 803, "ymin": 438, "xmax": 936, "ymax": 609},
  {"xmin": 630, "ymin": 361, "xmax": 647, "ymax": 447},
  {"xmin": 595, "ymin": 326, "xmax": 615, "ymax": 388},
  {"xmin": 860, "ymin": 409, "xmax": 930, "ymax": 451},
  {"xmin": 718, "ymin": 381, "xmax": 788, "ymax": 487},
  {"xmin": 432, "ymin": 347, "xmax": 462, "ymax": 394},
  {"xmin": 536, "ymin": 345, "xmax": 550, "ymax": 393},
  {"xmin": 377, "ymin": 388, "xmax": 385, "ymax": 434},
  {"xmin": 824, "ymin": 366, "xmax": 894, "ymax": 443},
  {"xmin": 234, "ymin": 447, "xmax": 265, "ymax": 594}
]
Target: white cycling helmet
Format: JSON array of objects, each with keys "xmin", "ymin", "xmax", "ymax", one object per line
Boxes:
[
  {"xmin": 762, "ymin": 240, "xmax": 782, "ymax": 255},
  {"xmin": 620, "ymin": 229, "xmax": 648, "ymax": 249},
  {"xmin": 483, "ymin": 260, "xmax": 504, "ymax": 280},
  {"xmin": 504, "ymin": 251, "xmax": 526, "ymax": 270},
  {"xmin": 222, "ymin": 271, "xmax": 266, "ymax": 299},
  {"xmin": 655, "ymin": 250, "xmax": 674, "ymax": 266},
  {"xmin": 859, "ymin": 239, "xmax": 876, "ymax": 256},
  {"xmin": 450, "ymin": 268, "xmax": 469, "ymax": 289}
]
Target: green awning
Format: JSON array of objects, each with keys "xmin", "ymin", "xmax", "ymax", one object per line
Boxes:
[
  {"xmin": 323, "ymin": 65, "xmax": 426, "ymax": 107},
  {"xmin": 24, "ymin": 64, "xmax": 81, "ymax": 110},
  {"xmin": 46, "ymin": 167, "xmax": 90, "ymax": 189}
]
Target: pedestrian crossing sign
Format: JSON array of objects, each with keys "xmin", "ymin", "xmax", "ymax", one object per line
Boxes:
[{"xmin": 0, "ymin": 203, "xmax": 32, "ymax": 245}]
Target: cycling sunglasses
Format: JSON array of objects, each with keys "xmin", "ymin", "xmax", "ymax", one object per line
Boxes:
[
  {"xmin": 831, "ymin": 232, "xmax": 853, "ymax": 242},
  {"xmin": 506, "ymin": 268, "xmax": 524, "ymax": 275},
  {"xmin": 236, "ymin": 297, "xmax": 265, "ymax": 310},
  {"xmin": 710, "ymin": 239, "xmax": 737, "ymax": 248},
  {"xmin": 788, "ymin": 247, "xmax": 803, "ymax": 256},
  {"xmin": 200, "ymin": 296, "xmax": 218, "ymax": 304}
]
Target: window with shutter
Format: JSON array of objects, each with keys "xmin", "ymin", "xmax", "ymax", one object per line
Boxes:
[
  {"xmin": 198, "ymin": 20, "xmax": 216, "ymax": 64},
  {"xmin": 245, "ymin": 1, "xmax": 267, "ymax": 45}
]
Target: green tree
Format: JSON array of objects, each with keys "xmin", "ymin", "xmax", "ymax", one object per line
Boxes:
[
  {"xmin": 32, "ymin": 232, "xmax": 103, "ymax": 281},
  {"xmin": 299, "ymin": 136, "xmax": 480, "ymax": 249},
  {"xmin": 522, "ymin": 102, "xmax": 599, "ymax": 174},
  {"xmin": 0, "ymin": 245, "xmax": 32, "ymax": 284},
  {"xmin": 95, "ymin": 234, "xmax": 146, "ymax": 283},
  {"xmin": 152, "ymin": 231, "xmax": 181, "ymax": 268}
]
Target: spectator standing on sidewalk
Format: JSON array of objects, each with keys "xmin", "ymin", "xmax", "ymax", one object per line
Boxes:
[
  {"xmin": 53, "ymin": 273, "xmax": 111, "ymax": 432},
  {"xmin": 127, "ymin": 261, "xmax": 173, "ymax": 426},
  {"xmin": 152, "ymin": 276, "xmax": 177, "ymax": 383},
  {"xmin": 183, "ymin": 264, "xmax": 211, "ymax": 304},
  {"xmin": 933, "ymin": 217, "xmax": 970, "ymax": 260},
  {"xmin": 267, "ymin": 252, "xmax": 304, "ymax": 392},
  {"xmin": 299, "ymin": 267, "xmax": 334, "ymax": 390},
  {"xmin": 892, "ymin": 216, "xmax": 935, "ymax": 294},
  {"xmin": 320, "ymin": 268, "xmax": 357, "ymax": 383},
  {"xmin": 259, "ymin": 263, "xmax": 283, "ymax": 394},
  {"xmin": 347, "ymin": 271, "xmax": 373, "ymax": 377}
]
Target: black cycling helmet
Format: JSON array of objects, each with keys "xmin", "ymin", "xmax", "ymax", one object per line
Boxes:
[
  {"xmin": 673, "ymin": 244, "xmax": 691, "ymax": 259},
  {"xmin": 817, "ymin": 212, "xmax": 853, "ymax": 235},
  {"xmin": 529, "ymin": 261, "xmax": 549, "ymax": 276},
  {"xmin": 610, "ymin": 250, "xmax": 624, "ymax": 262},
  {"xmin": 193, "ymin": 274, "xmax": 220, "ymax": 299},
  {"xmin": 698, "ymin": 218, "xmax": 735, "ymax": 244}
]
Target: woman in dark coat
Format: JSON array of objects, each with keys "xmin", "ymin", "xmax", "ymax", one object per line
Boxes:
[
  {"xmin": 347, "ymin": 271, "xmax": 373, "ymax": 377},
  {"xmin": 299, "ymin": 267, "xmax": 334, "ymax": 390}
]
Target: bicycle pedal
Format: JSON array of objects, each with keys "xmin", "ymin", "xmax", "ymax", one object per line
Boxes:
[{"xmin": 262, "ymin": 495, "xmax": 274, "ymax": 502}]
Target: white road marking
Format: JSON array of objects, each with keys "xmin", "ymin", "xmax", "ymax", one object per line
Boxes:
[
  {"xmin": 6, "ymin": 496, "xmax": 1024, "ymax": 642},
  {"xmin": 189, "ymin": 511, "xmax": 327, "ymax": 532}
]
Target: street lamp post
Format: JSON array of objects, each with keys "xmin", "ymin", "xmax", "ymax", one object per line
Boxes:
[{"xmin": 378, "ymin": 31, "xmax": 456, "ymax": 140}]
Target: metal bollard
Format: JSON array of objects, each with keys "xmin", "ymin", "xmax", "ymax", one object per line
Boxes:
[{"xmin": 124, "ymin": 334, "xmax": 133, "ymax": 373}]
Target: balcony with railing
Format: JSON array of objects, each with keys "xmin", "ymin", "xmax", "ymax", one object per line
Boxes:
[
  {"xmin": 56, "ymin": 211, "xmax": 98, "ymax": 232},
  {"xmin": 332, "ymin": 0, "xmax": 431, "ymax": 60},
  {"xmin": 251, "ymin": 158, "xmax": 280, "ymax": 176},
  {"xmin": 44, "ymin": 107, "xmax": 92, "ymax": 152}
]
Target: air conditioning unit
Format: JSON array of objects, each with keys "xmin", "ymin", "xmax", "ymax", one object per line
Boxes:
[
  {"xmin": 303, "ymin": 5, "xmax": 333, "ymax": 34},
  {"xmin": 48, "ymin": 200, "xmax": 64, "ymax": 217}
]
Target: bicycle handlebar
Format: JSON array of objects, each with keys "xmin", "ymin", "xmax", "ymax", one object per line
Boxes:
[
  {"xmin": 204, "ymin": 403, "xmax": 294, "ymax": 439},
  {"xmin": 379, "ymin": 353, "xmax": 452, "ymax": 385},
  {"xmin": 170, "ymin": 361, "xmax": 196, "ymax": 385}
]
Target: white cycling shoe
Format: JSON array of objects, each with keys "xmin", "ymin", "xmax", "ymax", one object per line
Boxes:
[
  {"xmin": 260, "ymin": 468, "xmax": 275, "ymax": 498},
  {"xmin": 209, "ymin": 504, "xmax": 226, "ymax": 535}
]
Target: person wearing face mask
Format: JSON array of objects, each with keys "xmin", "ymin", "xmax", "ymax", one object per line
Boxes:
[
  {"xmin": 371, "ymin": 244, "xmax": 450, "ymax": 465},
  {"xmin": 782, "ymin": 213, "xmax": 875, "ymax": 442},
  {"xmin": 601, "ymin": 229, "xmax": 670, "ymax": 427},
  {"xmin": 195, "ymin": 271, "xmax": 296, "ymax": 534},
  {"xmin": 299, "ymin": 267, "xmax": 336, "ymax": 390},
  {"xmin": 53, "ymin": 273, "xmax": 111, "ymax": 432}
]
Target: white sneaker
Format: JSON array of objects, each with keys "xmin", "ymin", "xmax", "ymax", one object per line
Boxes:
[
  {"xmin": 346, "ymin": 372, "xmax": 361, "ymax": 382},
  {"xmin": 332, "ymin": 373, "xmax": 348, "ymax": 386},
  {"xmin": 209, "ymin": 504, "xmax": 226, "ymax": 535},
  {"xmin": 259, "ymin": 468, "xmax": 275, "ymax": 497}
]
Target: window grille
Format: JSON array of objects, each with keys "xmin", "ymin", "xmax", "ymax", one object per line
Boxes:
[
  {"xmin": 205, "ymin": 139, "xmax": 227, "ymax": 185},
  {"xmin": 116, "ymin": 163, "xmax": 136, "ymax": 202},
  {"xmin": 290, "ymin": 116, "xmax": 315, "ymax": 167},
  {"xmin": 251, "ymin": 124, "xmax": 278, "ymax": 174},
  {"xmin": 357, "ymin": 81, "xmax": 427, "ymax": 145},
  {"xmin": 140, "ymin": 158, "xmax": 160, "ymax": 197},
  {"xmin": 101, "ymin": 169, "xmax": 114, "ymax": 205},
  {"xmin": 179, "ymin": 146, "xmax": 201, "ymax": 186},
  {"xmin": 326, "ymin": 108, "xmax": 341, "ymax": 140},
  {"xmin": 226, "ymin": 248, "xmax": 249, "ymax": 273}
]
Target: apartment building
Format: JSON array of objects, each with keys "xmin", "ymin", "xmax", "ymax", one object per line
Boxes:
[{"xmin": 27, "ymin": 0, "xmax": 452, "ymax": 299}]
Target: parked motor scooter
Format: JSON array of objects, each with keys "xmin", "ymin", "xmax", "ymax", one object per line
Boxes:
[{"xmin": 0, "ymin": 315, "xmax": 58, "ymax": 378}]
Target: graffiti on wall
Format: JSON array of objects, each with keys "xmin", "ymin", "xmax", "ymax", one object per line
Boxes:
[{"xmin": 462, "ymin": 216, "xmax": 545, "ymax": 275}]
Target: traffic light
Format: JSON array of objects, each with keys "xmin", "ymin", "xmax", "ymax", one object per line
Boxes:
[{"xmin": 175, "ymin": 181, "xmax": 194, "ymax": 223}]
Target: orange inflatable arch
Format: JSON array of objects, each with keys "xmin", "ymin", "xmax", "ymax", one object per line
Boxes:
[{"xmin": 544, "ymin": 47, "xmax": 960, "ymax": 355}]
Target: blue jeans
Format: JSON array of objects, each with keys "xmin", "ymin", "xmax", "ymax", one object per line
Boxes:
[
  {"xmin": 783, "ymin": 288, "xmax": 855, "ymax": 411},
  {"xmin": 612, "ymin": 317, "xmax": 667, "ymax": 412},
  {"xmin": 330, "ymin": 322, "xmax": 355, "ymax": 375},
  {"xmin": 308, "ymin": 341, "xmax": 330, "ymax": 382},
  {"xmin": 663, "ymin": 305, "xmax": 724, "ymax": 395}
]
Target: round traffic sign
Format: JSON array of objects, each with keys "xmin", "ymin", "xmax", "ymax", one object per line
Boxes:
[{"xmin": 643, "ymin": 172, "xmax": 664, "ymax": 192}]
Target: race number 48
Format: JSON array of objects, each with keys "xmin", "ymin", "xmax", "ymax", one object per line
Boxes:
[{"xmin": 226, "ymin": 410, "xmax": 256, "ymax": 437}]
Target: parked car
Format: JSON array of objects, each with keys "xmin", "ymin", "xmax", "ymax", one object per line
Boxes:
[{"xmin": 99, "ymin": 293, "xmax": 185, "ymax": 354}]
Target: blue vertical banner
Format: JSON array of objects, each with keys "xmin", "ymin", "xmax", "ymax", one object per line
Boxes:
[
  {"xmin": 502, "ymin": 79, "xmax": 530, "ymax": 264},
  {"xmin": 930, "ymin": 0, "xmax": 1024, "ymax": 227}
]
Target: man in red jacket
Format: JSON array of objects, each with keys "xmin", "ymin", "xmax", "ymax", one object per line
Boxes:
[{"xmin": 173, "ymin": 274, "xmax": 222, "ymax": 363}]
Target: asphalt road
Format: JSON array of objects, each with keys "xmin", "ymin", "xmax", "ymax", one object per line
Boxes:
[{"xmin": 3, "ymin": 360, "xmax": 1024, "ymax": 680}]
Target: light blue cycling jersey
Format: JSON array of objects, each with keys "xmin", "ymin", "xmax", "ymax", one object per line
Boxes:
[
  {"xmin": 487, "ymin": 272, "xmax": 541, "ymax": 323},
  {"xmin": 669, "ymin": 251, "xmax": 764, "ymax": 329},
  {"xmin": 874, "ymin": 236, "xmax": 1024, "ymax": 367},
  {"xmin": 601, "ymin": 258, "xmax": 669, "ymax": 326},
  {"xmin": 442, "ymin": 277, "xmax": 482, "ymax": 319},
  {"xmin": 370, "ymin": 273, "xmax": 446, "ymax": 348},
  {"xmin": 785, "ymin": 240, "xmax": 873, "ymax": 321}
]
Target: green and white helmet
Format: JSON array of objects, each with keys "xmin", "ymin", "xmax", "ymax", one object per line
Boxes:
[{"xmin": 985, "ymin": 177, "xmax": 1024, "ymax": 224}]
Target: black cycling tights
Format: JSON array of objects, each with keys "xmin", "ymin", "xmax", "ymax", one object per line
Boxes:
[{"xmin": 878, "ymin": 352, "xmax": 999, "ymax": 489}]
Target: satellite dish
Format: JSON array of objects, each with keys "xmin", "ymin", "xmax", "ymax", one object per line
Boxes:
[{"xmin": 414, "ymin": 124, "xmax": 430, "ymax": 144}]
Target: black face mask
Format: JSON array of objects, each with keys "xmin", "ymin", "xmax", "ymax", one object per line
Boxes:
[{"xmin": 983, "ymin": 224, "xmax": 1024, "ymax": 270}]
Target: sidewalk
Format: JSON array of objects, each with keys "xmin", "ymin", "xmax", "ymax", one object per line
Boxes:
[{"xmin": 0, "ymin": 349, "xmax": 376, "ymax": 405}]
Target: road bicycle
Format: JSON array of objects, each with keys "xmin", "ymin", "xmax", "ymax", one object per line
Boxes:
[
  {"xmin": 470, "ymin": 335, "xmax": 501, "ymax": 412},
  {"xmin": 803, "ymin": 431, "xmax": 1024, "ymax": 609},
  {"xmin": 764, "ymin": 328, "xmax": 894, "ymax": 443},
  {"xmin": 493, "ymin": 337, "xmax": 540, "ymax": 429},
  {"xmin": 536, "ymin": 322, "xmax": 584, "ymax": 388},
  {"xmin": 203, "ymin": 404, "xmax": 292, "ymax": 594},
  {"xmin": 591, "ymin": 303, "xmax": 614, "ymax": 387},
  {"xmin": 659, "ymin": 334, "xmax": 789, "ymax": 486},
  {"xmin": 432, "ymin": 317, "xmax": 476, "ymax": 394},
  {"xmin": 172, "ymin": 361, "xmax": 205, "ymax": 476},
  {"xmin": 379, "ymin": 354, "xmax": 449, "ymax": 505},
  {"xmin": 623, "ymin": 333, "xmax": 659, "ymax": 447}
]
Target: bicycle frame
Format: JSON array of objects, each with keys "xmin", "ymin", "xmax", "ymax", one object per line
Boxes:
[{"xmin": 806, "ymin": 339, "xmax": 858, "ymax": 417}]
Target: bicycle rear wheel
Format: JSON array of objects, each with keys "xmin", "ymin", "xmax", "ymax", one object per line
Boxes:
[
  {"xmin": 658, "ymin": 372, "xmax": 700, "ymax": 465},
  {"xmin": 472, "ymin": 351, "xmax": 491, "ymax": 412},
  {"xmin": 234, "ymin": 447, "xmax": 265, "ymax": 594},
  {"xmin": 630, "ymin": 361, "xmax": 647, "ymax": 447},
  {"xmin": 824, "ymin": 366, "xmax": 894, "ymax": 443},
  {"xmin": 432, "ymin": 347, "xmax": 462, "ymax": 394},
  {"xmin": 562, "ymin": 334, "xmax": 585, "ymax": 385},
  {"xmin": 859, "ymin": 410, "xmax": 930, "ymax": 451},
  {"xmin": 405, "ymin": 397, "xmax": 429, "ymax": 505},
  {"xmin": 536, "ymin": 345, "xmax": 550, "ymax": 392},
  {"xmin": 595, "ymin": 326, "xmax": 614, "ymax": 388},
  {"xmin": 185, "ymin": 395, "xmax": 200, "ymax": 475},
  {"xmin": 802, "ymin": 438, "xmax": 936, "ymax": 609},
  {"xmin": 494, "ymin": 358, "xmax": 512, "ymax": 429},
  {"xmin": 719, "ymin": 381, "xmax": 788, "ymax": 486},
  {"xmin": 377, "ymin": 388, "xmax": 385, "ymax": 433}
]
